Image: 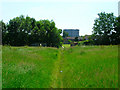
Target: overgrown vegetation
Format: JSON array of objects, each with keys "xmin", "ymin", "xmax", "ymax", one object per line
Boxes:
[{"xmin": 2, "ymin": 46, "xmax": 118, "ymax": 88}]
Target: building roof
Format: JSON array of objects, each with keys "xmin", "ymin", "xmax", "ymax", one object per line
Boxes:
[{"xmin": 63, "ymin": 29, "xmax": 79, "ymax": 31}]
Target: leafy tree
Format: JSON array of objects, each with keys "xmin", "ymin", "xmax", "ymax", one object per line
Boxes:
[
  {"xmin": 92, "ymin": 12, "xmax": 116, "ymax": 45},
  {"xmin": 2, "ymin": 15, "xmax": 36, "ymax": 46},
  {"xmin": 68, "ymin": 39, "xmax": 72, "ymax": 43},
  {"xmin": 44, "ymin": 20, "xmax": 63, "ymax": 47},
  {"xmin": 87, "ymin": 35, "xmax": 94, "ymax": 45},
  {"xmin": 7, "ymin": 15, "xmax": 28, "ymax": 46},
  {"xmin": 0, "ymin": 21, "xmax": 5, "ymax": 40},
  {"xmin": 49, "ymin": 28, "xmax": 63, "ymax": 47},
  {"xmin": 1, "ymin": 20, "xmax": 7, "ymax": 45},
  {"xmin": 63, "ymin": 31, "xmax": 68, "ymax": 38},
  {"xmin": 58, "ymin": 29, "xmax": 62, "ymax": 34},
  {"xmin": 74, "ymin": 37, "xmax": 78, "ymax": 41},
  {"xmin": 2, "ymin": 15, "xmax": 63, "ymax": 47},
  {"xmin": 111, "ymin": 16, "xmax": 120, "ymax": 44},
  {"xmin": 24, "ymin": 16, "xmax": 36, "ymax": 45}
]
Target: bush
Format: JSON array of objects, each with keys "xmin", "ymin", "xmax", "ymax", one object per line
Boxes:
[{"xmin": 78, "ymin": 40, "xmax": 91, "ymax": 46}]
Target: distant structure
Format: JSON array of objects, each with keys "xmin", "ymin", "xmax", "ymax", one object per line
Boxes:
[
  {"xmin": 118, "ymin": 1, "xmax": 120, "ymax": 16},
  {"xmin": 63, "ymin": 29, "xmax": 79, "ymax": 37}
]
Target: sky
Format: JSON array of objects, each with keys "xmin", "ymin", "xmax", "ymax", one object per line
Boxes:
[{"xmin": 0, "ymin": 0, "xmax": 119, "ymax": 36}]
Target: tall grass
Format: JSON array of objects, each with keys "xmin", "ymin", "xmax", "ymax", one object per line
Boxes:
[
  {"xmin": 2, "ymin": 46, "xmax": 59, "ymax": 88},
  {"xmin": 2, "ymin": 45, "xmax": 118, "ymax": 88},
  {"xmin": 61, "ymin": 46, "xmax": 118, "ymax": 88}
]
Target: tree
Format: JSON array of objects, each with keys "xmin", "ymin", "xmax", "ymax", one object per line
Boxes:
[
  {"xmin": 2, "ymin": 15, "xmax": 63, "ymax": 47},
  {"xmin": 24, "ymin": 16, "xmax": 36, "ymax": 45},
  {"xmin": 49, "ymin": 28, "xmax": 63, "ymax": 47},
  {"xmin": 44, "ymin": 20, "xmax": 63, "ymax": 47},
  {"xmin": 74, "ymin": 37, "xmax": 78, "ymax": 41},
  {"xmin": 68, "ymin": 39, "xmax": 72, "ymax": 43},
  {"xmin": 63, "ymin": 31, "xmax": 68, "ymax": 38},
  {"xmin": 92, "ymin": 12, "xmax": 116, "ymax": 45},
  {"xmin": 58, "ymin": 29, "xmax": 62, "ymax": 34},
  {"xmin": 2, "ymin": 15, "xmax": 37, "ymax": 46},
  {"xmin": 111, "ymin": 16, "xmax": 120, "ymax": 44},
  {"xmin": 6, "ymin": 15, "xmax": 28, "ymax": 46},
  {"xmin": 1, "ymin": 20, "xmax": 7, "ymax": 45}
]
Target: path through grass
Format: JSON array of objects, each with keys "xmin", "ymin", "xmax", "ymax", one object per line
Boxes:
[
  {"xmin": 51, "ymin": 48, "xmax": 63, "ymax": 88},
  {"xmin": 2, "ymin": 45, "xmax": 118, "ymax": 88},
  {"xmin": 60, "ymin": 46, "xmax": 118, "ymax": 88}
]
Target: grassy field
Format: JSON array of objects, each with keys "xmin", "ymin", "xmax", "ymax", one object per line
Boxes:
[
  {"xmin": 62, "ymin": 44, "xmax": 70, "ymax": 48},
  {"xmin": 2, "ymin": 45, "xmax": 118, "ymax": 88}
]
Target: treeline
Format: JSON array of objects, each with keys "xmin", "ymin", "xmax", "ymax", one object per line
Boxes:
[
  {"xmin": 90, "ymin": 12, "xmax": 120, "ymax": 45},
  {"xmin": 1, "ymin": 12, "xmax": 120, "ymax": 47},
  {"xmin": 1, "ymin": 15, "xmax": 63, "ymax": 47}
]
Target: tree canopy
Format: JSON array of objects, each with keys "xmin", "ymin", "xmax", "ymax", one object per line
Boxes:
[
  {"xmin": 111, "ymin": 16, "xmax": 120, "ymax": 44},
  {"xmin": 63, "ymin": 31, "xmax": 68, "ymax": 38},
  {"xmin": 92, "ymin": 12, "xmax": 117, "ymax": 45},
  {"xmin": 1, "ymin": 15, "xmax": 63, "ymax": 47}
]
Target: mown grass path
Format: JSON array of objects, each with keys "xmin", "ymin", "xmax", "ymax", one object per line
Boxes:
[
  {"xmin": 51, "ymin": 46, "xmax": 118, "ymax": 88},
  {"xmin": 51, "ymin": 48, "xmax": 64, "ymax": 88}
]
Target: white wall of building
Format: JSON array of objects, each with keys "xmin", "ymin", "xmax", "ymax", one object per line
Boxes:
[{"xmin": 118, "ymin": 1, "xmax": 120, "ymax": 16}]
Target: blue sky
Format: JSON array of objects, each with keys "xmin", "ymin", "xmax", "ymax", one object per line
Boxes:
[{"xmin": 1, "ymin": 0, "xmax": 119, "ymax": 35}]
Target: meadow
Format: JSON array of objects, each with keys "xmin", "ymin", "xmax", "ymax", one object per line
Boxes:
[{"xmin": 2, "ymin": 45, "xmax": 118, "ymax": 88}]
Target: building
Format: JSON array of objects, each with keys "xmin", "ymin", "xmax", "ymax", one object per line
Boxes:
[
  {"xmin": 119, "ymin": 1, "xmax": 120, "ymax": 16},
  {"xmin": 63, "ymin": 37, "xmax": 75, "ymax": 44},
  {"xmin": 79, "ymin": 35, "xmax": 91, "ymax": 40},
  {"xmin": 63, "ymin": 29, "xmax": 79, "ymax": 37},
  {"xmin": 63, "ymin": 35, "xmax": 91, "ymax": 44}
]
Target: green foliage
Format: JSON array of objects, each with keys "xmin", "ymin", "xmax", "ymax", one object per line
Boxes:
[
  {"xmin": 78, "ymin": 41, "xmax": 84, "ymax": 46},
  {"xmin": 1, "ymin": 20, "xmax": 7, "ymax": 44},
  {"xmin": 63, "ymin": 31, "xmax": 68, "ymax": 38},
  {"xmin": 78, "ymin": 40, "xmax": 91, "ymax": 46},
  {"xmin": 92, "ymin": 12, "xmax": 116, "ymax": 45},
  {"xmin": 2, "ymin": 15, "xmax": 63, "ymax": 47},
  {"xmin": 62, "ymin": 44, "xmax": 70, "ymax": 48},
  {"xmin": 68, "ymin": 39, "xmax": 72, "ymax": 43},
  {"xmin": 74, "ymin": 37, "xmax": 78, "ymax": 41},
  {"xmin": 111, "ymin": 16, "xmax": 120, "ymax": 44},
  {"xmin": 58, "ymin": 29, "xmax": 62, "ymax": 34}
]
